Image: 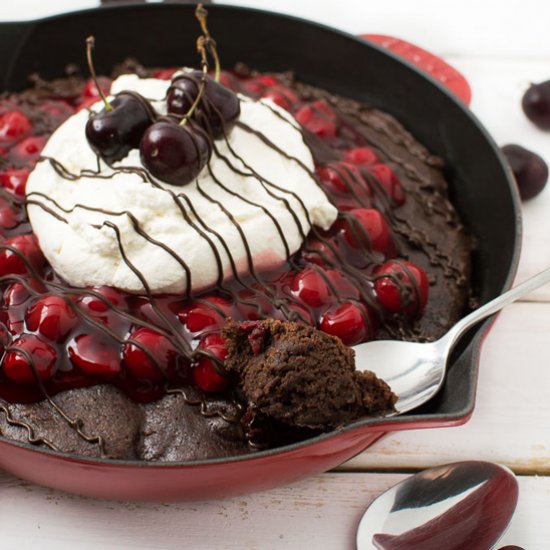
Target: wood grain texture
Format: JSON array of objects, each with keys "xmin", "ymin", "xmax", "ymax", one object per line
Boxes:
[
  {"xmin": 345, "ymin": 303, "xmax": 550, "ymax": 473},
  {"xmin": 0, "ymin": 470, "xmax": 548, "ymax": 549}
]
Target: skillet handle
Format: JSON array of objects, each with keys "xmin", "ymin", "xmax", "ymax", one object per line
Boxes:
[
  {"xmin": 360, "ymin": 34, "xmax": 472, "ymax": 105},
  {"xmin": 0, "ymin": 22, "xmax": 34, "ymax": 90}
]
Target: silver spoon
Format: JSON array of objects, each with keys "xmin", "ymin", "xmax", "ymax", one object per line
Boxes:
[
  {"xmin": 356, "ymin": 460, "xmax": 519, "ymax": 550},
  {"xmin": 353, "ymin": 266, "xmax": 550, "ymax": 414}
]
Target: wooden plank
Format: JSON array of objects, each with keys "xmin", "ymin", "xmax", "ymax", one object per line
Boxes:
[
  {"xmin": 344, "ymin": 302, "xmax": 550, "ymax": 473},
  {"xmin": 0, "ymin": 470, "xmax": 547, "ymax": 549},
  {"xmin": 0, "ymin": 471, "xmax": 394, "ymax": 550}
]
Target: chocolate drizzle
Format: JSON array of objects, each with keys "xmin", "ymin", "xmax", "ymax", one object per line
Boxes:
[
  {"xmin": 0, "ymin": 65, "xmax": 473, "ymax": 459},
  {"xmin": 0, "ymin": 401, "xmax": 60, "ymax": 451}
]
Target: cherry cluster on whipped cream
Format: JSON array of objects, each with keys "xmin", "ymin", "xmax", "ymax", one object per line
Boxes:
[
  {"xmin": 140, "ymin": 68, "xmax": 240, "ymax": 185},
  {"xmin": 85, "ymin": 5, "xmax": 240, "ymax": 186}
]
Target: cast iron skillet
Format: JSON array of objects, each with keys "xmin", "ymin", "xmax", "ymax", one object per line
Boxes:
[{"xmin": 0, "ymin": 2, "xmax": 521, "ymax": 501}]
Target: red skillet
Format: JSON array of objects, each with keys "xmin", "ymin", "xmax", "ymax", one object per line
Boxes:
[{"xmin": 0, "ymin": 3, "xmax": 519, "ymax": 501}]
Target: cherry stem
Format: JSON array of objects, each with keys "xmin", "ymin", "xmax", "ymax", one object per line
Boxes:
[
  {"xmin": 179, "ymin": 19, "xmax": 210, "ymax": 127},
  {"xmin": 86, "ymin": 36, "xmax": 112, "ymax": 112},
  {"xmin": 195, "ymin": 4, "xmax": 220, "ymax": 82}
]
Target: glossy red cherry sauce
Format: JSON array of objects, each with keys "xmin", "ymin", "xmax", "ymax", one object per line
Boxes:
[{"xmin": 0, "ymin": 67, "xmax": 437, "ymax": 407}]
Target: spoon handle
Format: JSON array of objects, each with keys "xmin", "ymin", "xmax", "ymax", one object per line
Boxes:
[{"xmin": 441, "ymin": 266, "xmax": 550, "ymax": 349}]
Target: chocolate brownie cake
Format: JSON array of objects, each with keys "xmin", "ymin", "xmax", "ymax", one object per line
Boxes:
[
  {"xmin": 224, "ymin": 319, "xmax": 396, "ymax": 431},
  {"xmin": 0, "ymin": 53, "xmax": 473, "ymax": 461}
]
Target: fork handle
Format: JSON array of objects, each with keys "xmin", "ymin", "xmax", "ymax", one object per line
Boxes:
[{"xmin": 441, "ymin": 266, "xmax": 550, "ymax": 350}]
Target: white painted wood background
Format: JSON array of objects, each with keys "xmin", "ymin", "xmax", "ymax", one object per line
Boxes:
[{"xmin": 1, "ymin": 1, "xmax": 550, "ymax": 548}]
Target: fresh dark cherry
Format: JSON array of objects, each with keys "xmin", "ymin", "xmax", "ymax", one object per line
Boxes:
[
  {"xmin": 501, "ymin": 144, "xmax": 548, "ymax": 200},
  {"xmin": 85, "ymin": 92, "xmax": 155, "ymax": 164},
  {"xmin": 3, "ymin": 334, "xmax": 57, "ymax": 384},
  {"xmin": 167, "ymin": 71, "xmax": 240, "ymax": 139},
  {"xmin": 319, "ymin": 302, "xmax": 372, "ymax": 346},
  {"xmin": 25, "ymin": 295, "xmax": 78, "ymax": 343},
  {"xmin": 374, "ymin": 260, "xmax": 429, "ymax": 316},
  {"xmin": 166, "ymin": 74, "xmax": 199, "ymax": 116},
  {"xmin": 522, "ymin": 80, "xmax": 550, "ymax": 130},
  {"xmin": 0, "ymin": 111, "xmax": 32, "ymax": 147},
  {"xmin": 122, "ymin": 327, "xmax": 176, "ymax": 381},
  {"xmin": 193, "ymin": 333, "xmax": 229, "ymax": 392},
  {"xmin": 140, "ymin": 120, "xmax": 210, "ymax": 186}
]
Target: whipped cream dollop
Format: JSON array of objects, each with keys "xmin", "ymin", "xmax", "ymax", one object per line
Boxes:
[{"xmin": 26, "ymin": 74, "xmax": 337, "ymax": 295}]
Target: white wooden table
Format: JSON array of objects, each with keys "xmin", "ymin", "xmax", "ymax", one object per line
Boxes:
[{"xmin": 1, "ymin": 1, "xmax": 550, "ymax": 548}]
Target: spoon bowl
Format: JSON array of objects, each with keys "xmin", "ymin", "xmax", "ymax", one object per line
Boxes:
[
  {"xmin": 356, "ymin": 461, "xmax": 518, "ymax": 550},
  {"xmin": 355, "ymin": 266, "xmax": 550, "ymax": 414}
]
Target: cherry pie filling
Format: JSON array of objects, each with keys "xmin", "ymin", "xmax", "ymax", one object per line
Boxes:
[{"xmin": 0, "ymin": 67, "xmax": 468, "ymax": 442}]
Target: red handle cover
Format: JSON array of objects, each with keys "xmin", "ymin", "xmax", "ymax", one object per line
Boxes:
[{"xmin": 361, "ymin": 34, "xmax": 472, "ymax": 105}]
